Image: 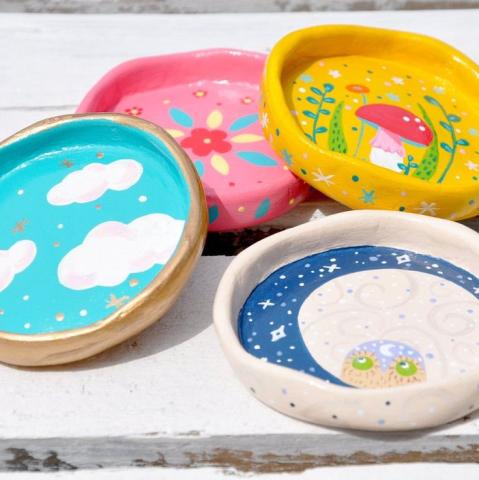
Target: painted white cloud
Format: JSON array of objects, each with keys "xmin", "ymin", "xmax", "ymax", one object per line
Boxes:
[
  {"xmin": 47, "ymin": 159, "xmax": 143, "ymax": 206},
  {"xmin": 0, "ymin": 240, "xmax": 37, "ymax": 292},
  {"xmin": 58, "ymin": 214, "xmax": 185, "ymax": 290}
]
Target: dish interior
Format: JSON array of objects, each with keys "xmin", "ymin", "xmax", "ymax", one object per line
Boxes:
[
  {"xmin": 239, "ymin": 245, "xmax": 479, "ymax": 389},
  {"xmin": 112, "ymin": 80, "xmax": 280, "ymax": 199},
  {"xmin": 0, "ymin": 119, "xmax": 190, "ymax": 334},
  {"xmin": 83, "ymin": 52, "xmax": 307, "ymax": 229},
  {"xmin": 285, "ymin": 55, "xmax": 479, "ymax": 186}
]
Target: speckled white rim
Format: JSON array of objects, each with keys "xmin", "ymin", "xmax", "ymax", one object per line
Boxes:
[{"xmin": 213, "ymin": 210, "xmax": 479, "ymax": 431}]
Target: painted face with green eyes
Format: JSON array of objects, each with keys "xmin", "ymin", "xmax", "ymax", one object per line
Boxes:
[
  {"xmin": 341, "ymin": 340, "xmax": 427, "ymax": 389},
  {"xmin": 341, "ymin": 350, "xmax": 383, "ymax": 388}
]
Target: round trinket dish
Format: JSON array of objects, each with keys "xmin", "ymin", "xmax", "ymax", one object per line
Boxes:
[
  {"xmin": 77, "ymin": 49, "xmax": 309, "ymax": 231},
  {"xmin": 261, "ymin": 25, "xmax": 479, "ymax": 221},
  {"xmin": 0, "ymin": 114, "xmax": 206, "ymax": 366},
  {"xmin": 214, "ymin": 210, "xmax": 479, "ymax": 431}
]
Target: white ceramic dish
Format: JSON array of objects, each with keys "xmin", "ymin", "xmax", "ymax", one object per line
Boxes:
[{"xmin": 214, "ymin": 210, "xmax": 479, "ymax": 431}]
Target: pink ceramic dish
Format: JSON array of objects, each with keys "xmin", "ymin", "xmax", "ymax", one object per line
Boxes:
[{"xmin": 77, "ymin": 49, "xmax": 309, "ymax": 231}]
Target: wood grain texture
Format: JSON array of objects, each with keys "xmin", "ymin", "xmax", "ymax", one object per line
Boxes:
[
  {"xmin": 2, "ymin": 464, "xmax": 479, "ymax": 479},
  {"xmin": 1, "ymin": 9, "xmax": 479, "ymax": 475},
  {"xmin": 1, "ymin": 0, "xmax": 479, "ymax": 14}
]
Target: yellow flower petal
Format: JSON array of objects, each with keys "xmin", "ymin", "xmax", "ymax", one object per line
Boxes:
[
  {"xmin": 166, "ymin": 129, "xmax": 184, "ymax": 138},
  {"xmin": 231, "ymin": 134, "xmax": 263, "ymax": 143},
  {"xmin": 210, "ymin": 154, "xmax": 229, "ymax": 175},
  {"xmin": 207, "ymin": 110, "xmax": 223, "ymax": 129}
]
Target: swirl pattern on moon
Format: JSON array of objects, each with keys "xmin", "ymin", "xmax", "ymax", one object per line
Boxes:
[{"xmin": 239, "ymin": 246, "xmax": 479, "ymax": 388}]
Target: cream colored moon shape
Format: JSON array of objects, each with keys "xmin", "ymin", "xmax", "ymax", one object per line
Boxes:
[{"xmin": 298, "ymin": 269, "xmax": 479, "ymax": 382}]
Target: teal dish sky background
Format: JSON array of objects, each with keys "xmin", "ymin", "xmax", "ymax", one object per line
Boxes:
[{"xmin": 0, "ymin": 119, "xmax": 190, "ymax": 334}]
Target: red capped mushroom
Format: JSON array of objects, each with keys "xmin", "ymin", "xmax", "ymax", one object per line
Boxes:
[{"xmin": 356, "ymin": 104, "xmax": 433, "ymax": 172}]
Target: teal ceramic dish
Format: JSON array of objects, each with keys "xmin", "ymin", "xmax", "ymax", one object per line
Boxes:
[{"xmin": 0, "ymin": 114, "xmax": 206, "ymax": 366}]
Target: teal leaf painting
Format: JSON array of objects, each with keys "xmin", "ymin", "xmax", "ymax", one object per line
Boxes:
[
  {"xmin": 169, "ymin": 107, "xmax": 193, "ymax": 128},
  {"xmin": 229, "ymin": 114, "xmax": 258, "ymax": 132},
  {"xmin": 208, "ymin": 205, "xmax": 219, "ymax": 224},
  {"xmin": 440, "ymin": 121, "xmax": 452, "ymax": 132},
  {"xmin": 194, "ymin": 160, "xmax": 204, "ymax": 177},
  {"xmin": 424, "ymin": 95, "xmax": 440, "ymax": 107},
  {"xmin": 447, "ymin": 114, "xmax": 461, "ymax": 123},
  {"xmin": 255, "ymin": 198, "xmax": 271, "ymax": 219},
  {"xmin": 424, "ymin": 95, "xmax": 466, "ymax": 184},
  {"xmin": 302, "ymin": 83, "xmax": 336, "ymax": 144},
  {"xmin": 440, "ymin": 142, "xmax": 453, "ymax": 153},
  {"xmin": 236, "ymin": 151, "xmax": 277, "ymax": 167},
  {"xmin": 303, "ymin": 110, "xmax": 316, "ymax": 119}
]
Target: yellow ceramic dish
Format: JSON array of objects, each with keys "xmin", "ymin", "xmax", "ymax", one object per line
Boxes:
[{"xmin": 261, "ymin": 25, "xmax": 479, "ymax": 220}]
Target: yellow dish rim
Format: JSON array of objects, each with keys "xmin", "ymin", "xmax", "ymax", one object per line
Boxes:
[{"xmin": 263, "ymin": 25, "xmax": 479, "ymax": 212}]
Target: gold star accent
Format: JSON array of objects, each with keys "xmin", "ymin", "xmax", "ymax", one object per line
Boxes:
[
  {"xmin": 62, "ymin": 160, "xmax": 73, "ymax": 168},
  {"xmin": 106, "ymin": 294, "xmax": 130, "ymax": 309},
  {"xmin": 129, "ymin": 279, "xmax": 139, "ymax": 287},
  {"xmin": 12, "ymin": 219, "xmax": 27, "ymax": 233},
  {"xmin": 55, "ymin": 312, "xmax": 65, "ymax": 321},
  {"xmin": 95, "ymin": 204, "xmax": 102, "ymax": 210},
  {"xmin": 53, "ymin": 242, "xmax": 60, "ymax": 248},
  {"xmin": 96, "ymin": 152, "xmax": 104, "ymax": 159}
]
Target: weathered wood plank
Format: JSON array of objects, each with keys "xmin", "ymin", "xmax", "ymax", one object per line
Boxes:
[
  {"xmin": 1, "ymin": 0, "xmax": 479, "ymax": 14},
  {"xmin": 2, "ymin": 463, "xmax": 479, "ymax": 479},
  {"xmin": 0, "ymin": 10, "xmax": 478, "ymax": 116},
  {"xmin": 0, "ymin": 433, "xmax": 479, "ymax": 473}
]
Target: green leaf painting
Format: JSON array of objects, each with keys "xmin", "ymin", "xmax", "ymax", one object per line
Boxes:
[
  {"xmin": 423, "ymin": 95, "xmax": 469, "ymax": 184},
  {"xmin": 328, "ymin": 101, "xmax": 348, "ymax": 154},
  {"xmin": 302, "ymin": 83, "xmax": 336, "ymax": 144},
  {"xmin": 413, "ymin": 104, "xmax": 439, "ymax": 181}
]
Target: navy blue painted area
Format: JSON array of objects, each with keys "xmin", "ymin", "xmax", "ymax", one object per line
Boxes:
[{"xmin": 238, "ymin": 245, "xmax": 479, "ymax": 386}]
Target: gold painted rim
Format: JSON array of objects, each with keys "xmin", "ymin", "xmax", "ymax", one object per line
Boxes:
[{"xmin": 0, "ymin": 113, "xmax": 207, "ymax": 366}]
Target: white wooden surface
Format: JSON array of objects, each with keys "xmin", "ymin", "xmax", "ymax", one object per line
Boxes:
[
  {"xmin": 2, "ymin": 464, "xmax": 479, "ymax": 479},
  {"xmin": 1, "ymin": 9, "xmax": 479, "ymax": 476},
  {"xmin": 2, "ymin": 0, "xmax": 478, "ymax": 14}
]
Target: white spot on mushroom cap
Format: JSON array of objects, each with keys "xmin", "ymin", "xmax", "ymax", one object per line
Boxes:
[
  {"xmin": 419, "ymin": 126, "xmax": 426, "ymax": 132},
  {"xmin": 414, "ymin": 117, "xmax": 421, "ymax": 123},
  {"xmin": 403, "ymin": 116, "xmax": 410, "ymax": 122}
]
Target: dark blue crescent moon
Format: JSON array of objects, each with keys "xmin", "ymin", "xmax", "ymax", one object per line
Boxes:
[{"xmin": 239, "ymin": 245, "xmax": 479, "ymax": 387}]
